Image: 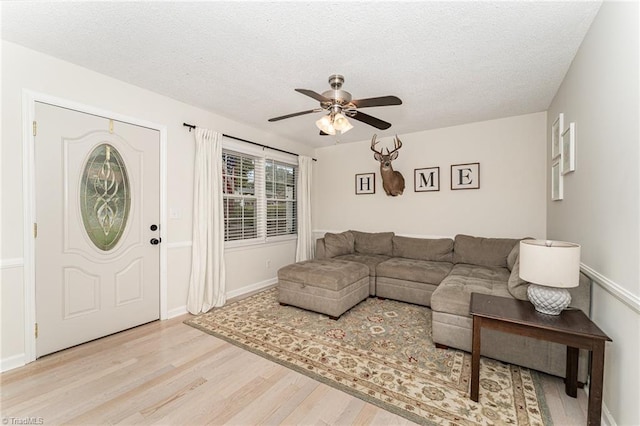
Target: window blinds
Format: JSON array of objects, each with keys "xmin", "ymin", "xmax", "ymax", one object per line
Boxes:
[{"xmin": 222, "ymin": 150, "xmax": 296, "ymax": 243}]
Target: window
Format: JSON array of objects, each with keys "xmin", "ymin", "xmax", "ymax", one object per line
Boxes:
[
  {"xmin": 222, "ymin": 147, "xmax": 297, "ymax": 244},
  {"xmin": 222, "ymin": 151, "xmax": 258, "ymax": 241},
  {"xmin": 265, "ymin": 160, "xmax": 296, "ymax": 238}
]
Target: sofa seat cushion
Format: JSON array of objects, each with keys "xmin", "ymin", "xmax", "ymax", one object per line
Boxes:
[
  {"xmin": 277, "ymin": 259, "xmax": 368, "ymax": 291},
  {"xmin": 334, "ymin": 254, "xmax": 390, "ymax": 277},
  {"xmin": 431, "ymin": 264, "xmax": 512, "ymax": 316},
  {"xmin": 376, "ymin": 257, "xmax": 453, "ymax": 285}
]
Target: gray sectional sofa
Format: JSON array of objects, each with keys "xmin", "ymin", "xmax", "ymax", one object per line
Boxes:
[{"xmin": 314, "ymin": 230, "xmax": 591, "ymax": 381}]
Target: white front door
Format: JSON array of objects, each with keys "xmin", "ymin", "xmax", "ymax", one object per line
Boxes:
[{"xmin": 34, "ymin": 102, "xmax": 160, "ymax": 357}]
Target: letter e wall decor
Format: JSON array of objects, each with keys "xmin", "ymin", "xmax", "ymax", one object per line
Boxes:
[{"xmin": 451, "ymin": 163, "xmax": 480, "ymax": 190}]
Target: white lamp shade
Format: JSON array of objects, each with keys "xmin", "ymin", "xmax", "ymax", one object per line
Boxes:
[{"xmin": 519, "ymin": 240, "xmax": 580, "ymax": 288}]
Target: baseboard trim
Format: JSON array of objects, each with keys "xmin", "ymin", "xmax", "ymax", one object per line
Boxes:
[
  {"xmin": 581, "ymin": 263, "xmax": 640, "ymax": 314},
  {"xmin": 601, "ymin": 402, "xmax": 616, "ymax": 426},
  {"xmin": 583, "ymin": 380, "xmax": 616, "ymax": 426},
  {"xmin": 226, "ymin": 277, "xmax": 278, "ymax": 300},
  {"xmin": 167, "ymin": 306, "xmax": 188, "ymax": 319},
  {"xmin": 1, "ymin": 353, "xmax": 25, "ymax": 372}
]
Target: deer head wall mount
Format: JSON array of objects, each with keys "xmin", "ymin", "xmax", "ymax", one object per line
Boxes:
[{"xmin": 371, "ymin": 134, "xmax": 405, "ymax": 196}]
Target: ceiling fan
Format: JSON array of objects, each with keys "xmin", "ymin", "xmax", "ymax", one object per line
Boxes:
[{"xmin": 268, "ymin": 74, "xmax": 402, "ymax": 135}]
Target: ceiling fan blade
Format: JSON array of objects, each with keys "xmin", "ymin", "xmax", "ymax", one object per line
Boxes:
[
  {"xmin": 319, "ymin": 131, "xmax": 330, "ymax": 136},
  {"xmin": 351, "ymin": 96, "xmax": 402, "ymax": 109},
  {"xmin": 350, "ymin": 111, "xmax": 392, "ymax": 130},
  {"xmin": 295, "ymin": 88, "xmax": 331, "ymax": 102},
  {"xmin": 268, "ymin": 109, "xmax": 321, "ymax": 122}
]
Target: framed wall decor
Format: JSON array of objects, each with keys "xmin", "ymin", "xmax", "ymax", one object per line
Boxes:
[
  {"xmin": 414, "ymin": 167, "xmax": 440, "ymax": 192},
  {"xmin": 561, "ymin": 122, "xmax": 576, "ymax": 175},
  {"xmin": 551, "ymin": 159, "xmax": 563, "ymax": 200},
  {"xmin": 355, "ymin": 173, "xmax": 375, "ymax": 194},
  {"xmin": 552, "ymin": 113, "xmax": 564, "ymax": 160},
  {"xmin": 451, "ymin": 163, "xmax": 480, "ymax": 190}
]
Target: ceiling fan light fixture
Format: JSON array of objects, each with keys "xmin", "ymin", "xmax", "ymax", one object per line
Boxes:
[
  {"xmin": 333, "ymin": 113, "xmax": 353, "ymax": 134},
  {"xmin": 269, "ymin": 75, "xmax": 401, "ymax": 134},
  {"xmin": 315, "ymin": 115, "xmax": 336, "ymax": 135}
]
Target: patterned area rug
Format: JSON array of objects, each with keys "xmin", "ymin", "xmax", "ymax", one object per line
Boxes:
[{"xmin": 185, "ymin": 288, "xmax": 550, "ymax": 425}]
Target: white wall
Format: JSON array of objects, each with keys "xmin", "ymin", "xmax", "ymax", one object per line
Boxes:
[
  {"xmin": 313, "ymin": 112, "xmax": 547, "ymax": 239},
  {"xmin": 546, "ymin": 2, "xmax": 639, "ymax": 425},
  {"xmin": 0, "ymin": 41, "xmax": 313, "ymax": 369}
]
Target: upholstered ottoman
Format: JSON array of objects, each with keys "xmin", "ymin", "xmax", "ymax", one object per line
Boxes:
[{"xmin": 277, "ymin": 259, "xmax": 369, "ymax": 318}]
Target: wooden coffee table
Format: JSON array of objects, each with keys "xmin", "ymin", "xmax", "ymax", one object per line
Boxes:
[{"xmin": 469, "ymin": 293, "xmax": 611, "ymax": 426}]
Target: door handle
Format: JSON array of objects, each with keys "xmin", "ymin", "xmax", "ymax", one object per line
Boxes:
[{"xmin": 150, "ymin": 238, "xmax": 161, "ymax": 245}]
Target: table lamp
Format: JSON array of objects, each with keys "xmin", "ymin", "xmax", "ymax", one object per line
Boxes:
[{"xmin": 519, "ymin": 239, "xmax": 581, "ymax": 315}]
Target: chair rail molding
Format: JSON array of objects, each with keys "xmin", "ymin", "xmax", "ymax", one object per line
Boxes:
[
  {"xmin": 1, "ymin": 258, "xmax": 24, "ymax": 269},
  {"xmin": 580, "ymin": 262, "xmax": 640, "ymax": 314},
  {"xmin": 165, "ymin": 240, "xmax": 193, "ymax": 250}
]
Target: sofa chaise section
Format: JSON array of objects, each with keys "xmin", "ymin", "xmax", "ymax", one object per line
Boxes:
[{"xmin": 430, "ymin": 234, "xmax": 591, "ymax": 381}]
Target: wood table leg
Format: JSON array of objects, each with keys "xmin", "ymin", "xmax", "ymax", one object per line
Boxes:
[
  {"xmin": 588, "ymin": 341, "xmax": 606, "ymax": 426},
  {"xmin": 470, "ymin": 316, "xmax": 481, "ymax": 402},
  {"xmin": 565, "ymin": 346, "xmax": 578, "ymax": 398}
]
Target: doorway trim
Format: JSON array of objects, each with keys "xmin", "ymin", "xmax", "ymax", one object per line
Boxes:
[{"xmin": 22, "ymin": 89, "xmax": 168, "ymax": 364}]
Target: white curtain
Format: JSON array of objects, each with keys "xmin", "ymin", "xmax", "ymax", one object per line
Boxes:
[
  {"xmin": 187, "ymin": 128, "xmax": 226, "ymax": 314},
  {"xmin": 296, "ymin": 155, "xmax": 314, "ymax": 261}
]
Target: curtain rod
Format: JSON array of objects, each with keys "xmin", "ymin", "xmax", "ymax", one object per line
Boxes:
[{"xmin": 183, "ymin": 123, "xmax": 316, "ymax": 161}]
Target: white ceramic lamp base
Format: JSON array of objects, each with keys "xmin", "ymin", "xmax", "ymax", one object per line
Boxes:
[{"xmin": 527, "ymin": 284, "xmax": 572, "ymax": 315}]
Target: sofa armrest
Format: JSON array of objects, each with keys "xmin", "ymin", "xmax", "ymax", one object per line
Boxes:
[{"xmin": 315, "ymin": 238, "xmax": 327, "ymax": 259}]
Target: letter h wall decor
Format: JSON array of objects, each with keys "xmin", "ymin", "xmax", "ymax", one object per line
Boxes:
[{"xmin": 355, "ymin": 173, "xmax": 375, "ymax": 194}]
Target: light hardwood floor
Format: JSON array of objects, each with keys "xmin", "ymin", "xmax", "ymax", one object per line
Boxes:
[{"xmin": 1, "ymin": 315, "xmax": 588, "ymax": 425}]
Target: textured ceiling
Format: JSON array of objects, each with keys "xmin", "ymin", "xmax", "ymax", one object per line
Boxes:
[{"xmin": 1, "ymin": 1, "xmax": 601, "ymax": 147}]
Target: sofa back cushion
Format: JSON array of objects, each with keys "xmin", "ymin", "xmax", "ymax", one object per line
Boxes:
[
  {"xmin": 323, "ymin": 231, "xmax": 355, "ymax": 258},
  {"xmin": 453, "ymin": 234, "xmax": 520, "ymax": 268},
  {"xmin": 392, "ymin": 235, "xmax": 454, "ymax": 262},
  {"xmin": 350, "ymin": 230, "xmax": 394, "ymax": 256}
]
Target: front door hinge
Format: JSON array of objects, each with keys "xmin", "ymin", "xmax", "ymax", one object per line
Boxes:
[
  {"xmin": 35, "ymin": 323, "xmax": 38, "ymax": 339},
  {"xmin": 33, "ymin": 121, "xmax": 37, "ymax": 137},
  {"xmin": 33, "ymin": 223, "xmax": 37, "ymax": 238}
]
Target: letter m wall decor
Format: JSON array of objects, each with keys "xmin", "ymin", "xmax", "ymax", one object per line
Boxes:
[
  {"xmin": 355, "ymin": 173, "xmax": 375, "ymax": 194},
  {"xmin": 451, "ymin": 163, "xmax": 480, "ymax": 190},
  {"xmin": 414, "ymin": 167, "xmax": 440, "ymax": 192}
]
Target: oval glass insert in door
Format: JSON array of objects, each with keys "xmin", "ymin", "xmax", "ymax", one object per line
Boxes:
[{"xmin": 80, "ymin": 143, "xmax": 131, "ymax": 251}]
